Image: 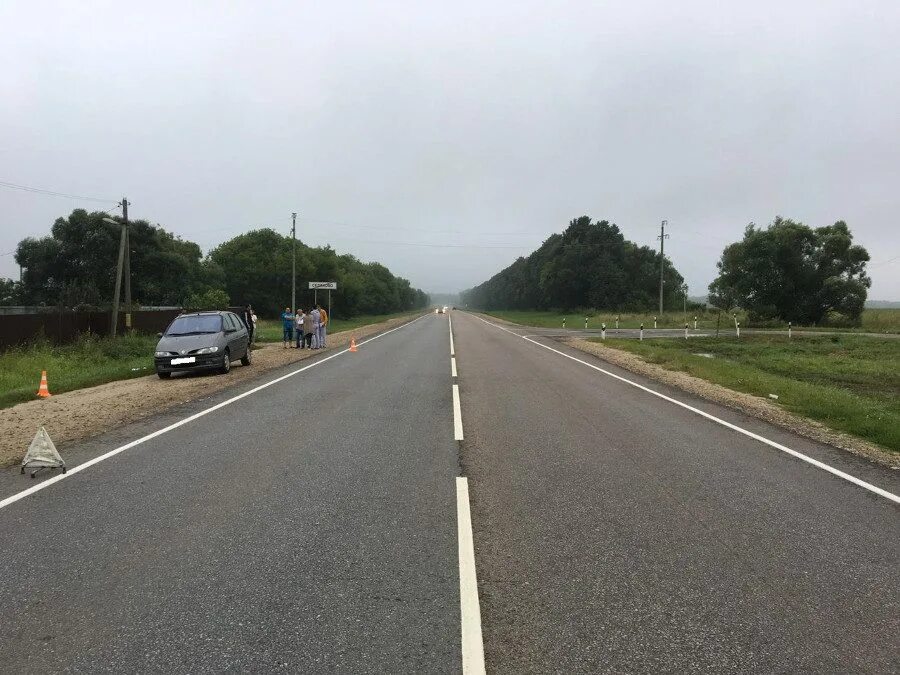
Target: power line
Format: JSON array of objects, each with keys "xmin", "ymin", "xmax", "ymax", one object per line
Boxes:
[
  {"xmin": 869, "ymin": 254, "xmax": 899, "ymax": 268},
  {"xmin": 323, "ymin": 236, "xmax": 531, "ymax": 250},
  {"xmin": 0, "ymin": 180, "xmax": 118, "ymax": 204},
  {"xmin": 299, "ymin": 216, "xmax": 540, "ymax": 238}
]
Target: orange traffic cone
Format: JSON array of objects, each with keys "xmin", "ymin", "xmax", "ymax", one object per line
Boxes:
[
  {"xmin": 37, "ymin": 370, "xmax": 51, "ymax": 398},
  {"xmin": 349, "ymin": 338, "xmax": 358, "ymax": 353}
]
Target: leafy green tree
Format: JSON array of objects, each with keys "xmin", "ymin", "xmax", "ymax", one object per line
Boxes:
[
  {"xmin": 708, "ymin": 218, "xmax": 870, "ymax": 324},
  {"xmin": 185, "ymin": 288, "xmax": 230, "ymax": 310},
  {"xmin": 0, "ymin": 278, "xmax": 22, "ymax": 305},
  {"xmin": 209, "ymin": 228, "xmax": 429, "ymax": 317},
  {"xmin": 462, "ymin": 216, "xmax": 684, "ymax": 311},
  {"xmin": 14, "ymin": 209, "xmax": 207, "ymax": 307}
]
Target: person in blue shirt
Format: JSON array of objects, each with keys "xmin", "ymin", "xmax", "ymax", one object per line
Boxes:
[{"xmin": 281, "ymin": 307, "xmax": 294, "ymax": 348}]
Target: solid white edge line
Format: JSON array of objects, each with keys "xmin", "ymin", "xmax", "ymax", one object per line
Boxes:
[
  {"xmin": 470, "ymin": 313, "xmax": 900, "ymax": 505},
  {"xmin": 456, "ymin": 476, "xmax": 486, "ymax": 675},
  {"xmin": 0, "ymin": 314, "xmax": 430, "ymax": 512},
  {"xmin": 452, "ymin": 384, "xmax": 464, "ymax": 441},
  {"xmin": 449, "ymin": 314, "xmax": 455, "ymax": 356},
  {"xmin": 451, "ymin": 357, "xmax": 458, "ymax": 378}
]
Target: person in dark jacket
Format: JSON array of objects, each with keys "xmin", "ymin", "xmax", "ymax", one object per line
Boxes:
[{"xmin": 242, "ymin": 305, "xmax": 255, "ymax": 343}]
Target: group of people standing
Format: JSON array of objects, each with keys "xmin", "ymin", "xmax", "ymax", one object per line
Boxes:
[{"xmin": 281, "ymin": 304, "xmax": 328, "ymax": 349}]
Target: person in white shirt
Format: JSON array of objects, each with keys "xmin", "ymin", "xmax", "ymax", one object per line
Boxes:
[{"xmin": 295, "ymin": 309, "xmax": 305, "ymax": 348}]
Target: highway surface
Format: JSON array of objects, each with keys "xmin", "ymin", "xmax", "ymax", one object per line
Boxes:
[{"xmin": 0, "ymin": 311, "xmax": 897, "ymax": 673}]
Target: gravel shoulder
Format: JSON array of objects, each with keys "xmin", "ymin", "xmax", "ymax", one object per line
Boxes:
[
  {"xmin": 567, "ymin": 338, "xmax": 900, "ymax": 469},
  {"xmin": 0, "ymin": 314, "xmax": 422, "ymax": 468}
]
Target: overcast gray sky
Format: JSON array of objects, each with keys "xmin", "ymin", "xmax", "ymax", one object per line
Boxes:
[{"xmin": 2, "ymin": 1, "xmax": 899, "ymax": 299}]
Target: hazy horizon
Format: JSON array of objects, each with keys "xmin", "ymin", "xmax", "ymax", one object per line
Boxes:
[{"xmin": 3, "ymin": 1, "xmax": 899, "ymax": 299}]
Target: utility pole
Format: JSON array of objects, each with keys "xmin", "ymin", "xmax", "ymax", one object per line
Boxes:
[
  {"xmin": 108, "ymin": 197, "xmax": 130, "ymax": 337},
  {"xmin": 110, "ymin": 217, "xmax": 126, "ymax": 337},
  {"xmin": 291, "ymin": 212, "xmax": 297, "ymax": 312},
  {"xmin": 122, "ymin": 198, "xmax": 131, "ymax": 331},
  {"xmin": 657, "ymin": 219, "xmax": 669, "ymax": 315}
]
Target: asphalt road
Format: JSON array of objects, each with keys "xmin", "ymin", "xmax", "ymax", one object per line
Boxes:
[{"xmin": 0, "ymin": 310, "xmax": 898, "ymax": 673}]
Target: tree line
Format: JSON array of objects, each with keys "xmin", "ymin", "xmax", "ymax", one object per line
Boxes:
[
  {"xmin": 461, "ymin": 216, "xmax": 686, "ymax": 312},
  {"xmin": 2, "ymin": 209, "xmax": 430, "ymax": 317},
  {"xmin": 462, "ymin": 215, "xmax": 871, "ymax": 324}
]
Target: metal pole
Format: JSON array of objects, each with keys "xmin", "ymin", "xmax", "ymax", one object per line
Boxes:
[
  {"xmin": 658, "ymin": 220, "xmax": 668, "ymax": 315},
  {"xmin": 328, "ymin": 289, "xmax": 332, "ymax": 323},
  {"xmin": 291, "ymin": 212, "xmax": 297, "ymax": 312},
  {"xmin": 110, "ymin": 221, "xmax": 126, "ymax": 337},
  {"xmin": 122, "ymin": 198, "xmax": 131, "ymax": 330}
]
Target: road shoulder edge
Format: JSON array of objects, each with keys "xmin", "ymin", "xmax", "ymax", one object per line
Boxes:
[{"xmin": 566, "ymin": 337, "xmax": 898, "ymax": 469}]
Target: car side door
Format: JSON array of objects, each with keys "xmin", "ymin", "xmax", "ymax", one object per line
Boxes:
[
  {"xmin": 222, "ymin": 314, "xmax": 239, "ymax": 355},
  {"xmin": 228, "ymin": 313, "xmax": 249, "ymax": 357}
]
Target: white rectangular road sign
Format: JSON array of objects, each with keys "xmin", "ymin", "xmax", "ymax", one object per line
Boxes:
[{"xmin": 308, "ymin": 281, "xmax": 337, "ymax": 290}]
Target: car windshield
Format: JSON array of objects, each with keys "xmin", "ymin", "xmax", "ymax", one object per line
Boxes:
[{"xmin": 165, "ymin": 315, "xmax": 222, "ymax": 336}]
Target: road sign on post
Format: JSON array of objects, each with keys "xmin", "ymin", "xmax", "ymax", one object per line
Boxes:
[{"xmin": 309, "ymin": 282, "xmax": 337, "ymax": 323}]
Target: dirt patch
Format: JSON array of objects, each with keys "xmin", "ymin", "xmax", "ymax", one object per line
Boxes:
[
  {"xmin": 0, "ymin": 315, "xmax": 422, "ymax": 468},
  {"xmin": 567, "ymin": 338, "xmax": 899, "ymax": 469}
]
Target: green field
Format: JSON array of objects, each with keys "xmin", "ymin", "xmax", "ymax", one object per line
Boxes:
[
  {"xmin": 481, "ymin": 308, "xmax": 900, "ymax": 333},
  {"xmin": 0, "ymin": 333, "xmax": 160, "ymax": 410},
  {"xmin": 590, "ymin": 334, "xmax": 900, "ymax": 452},
  {"xmin": 0, "ymin": 311, "xmax": 423, "ymax": 409}
]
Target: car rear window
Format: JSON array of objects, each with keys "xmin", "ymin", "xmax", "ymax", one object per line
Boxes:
[{"xmin": 166, "ymin": 314, "xmax": 223, "ymax": 335}]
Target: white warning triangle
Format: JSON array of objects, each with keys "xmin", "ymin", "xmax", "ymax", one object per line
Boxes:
[{"xmin": 22, "ymin": 427, "xmax": 65, "ymax": 469}]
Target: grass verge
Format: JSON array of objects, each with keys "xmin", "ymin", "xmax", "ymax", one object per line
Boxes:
[
  {"xmin": 0, "ymin": 311, "xmax": 423, "ymax": 410},
  {"xmin": 482, "ymin": 308, "xmax": 900, "ymax": 333},
  {"xmin": 590, "ymin": 334, "xmax": 900, "ymax": 452},
  {"xmin": 0, "ymin": 333, "xmax": 159, "ymax": 409}
]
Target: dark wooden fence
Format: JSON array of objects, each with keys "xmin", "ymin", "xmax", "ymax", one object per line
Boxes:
[{"xmin": 0, "ymin": 309, "xmax": 183, "ymax": 350}]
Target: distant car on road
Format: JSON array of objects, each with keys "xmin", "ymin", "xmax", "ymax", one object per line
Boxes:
[
  {"xmin": 437, "ymin": 307, "xmax": 445, "ymax": 314},
  {"xmin": 154, "ymin": 311, "xmax": 252, "ymax": 379}
]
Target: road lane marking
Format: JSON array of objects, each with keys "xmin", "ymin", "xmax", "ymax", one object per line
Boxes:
[
  {"xmin": 450, "ymin": 314, "xmax": 455, "ymax": 356},
  {"xmin": 0, "ymin": 314, "xmax": 430, "ymax": 512},
  {"xmin": 470, "ymin": 314, "xmax": 900, "ymax": 505},
  {"xmin": 456, "ymin": 477, "xmax": 486, "ymax": 675},
  {"xmin": 453, "ymin": 384, "xmax": 464, "ymax": 440},
  {"xmin": 451, "ymin": 357, "xmax": 458, "ymax": 377}
]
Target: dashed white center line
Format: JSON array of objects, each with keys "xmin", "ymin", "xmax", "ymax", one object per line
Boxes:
[
  {"xmin": 451, "ymin": 357, "xmax": 457, "ymax": 377},
  {"xmin": 452, "ymin": 384, "xmax": 464, "ymax": 440},
  {"xmin": 449, "ymin": 315, "xmax": 455, "ymax": 356},
  {"xmin": 456, "ymin": 477, "xmax": 486, "ymax": 675}
]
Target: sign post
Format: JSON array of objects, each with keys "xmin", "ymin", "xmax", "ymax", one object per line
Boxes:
[{"xmin": 309, "ymin": 282, "xmax": 337, "ymax": 321}]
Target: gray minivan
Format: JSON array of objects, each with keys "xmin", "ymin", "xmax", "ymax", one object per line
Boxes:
[{"xmin": 154, "ymin": 311, "xmax": 252, "ymax": 379}]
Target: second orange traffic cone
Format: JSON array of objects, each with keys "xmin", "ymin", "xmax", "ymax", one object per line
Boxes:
[
  {"xmin": 37, "ymin": 370, "xmax": 52, "ymax": 398},
  {"xmin": 349, "ymin": 338, "xmax": 358, "ymax": 352}
]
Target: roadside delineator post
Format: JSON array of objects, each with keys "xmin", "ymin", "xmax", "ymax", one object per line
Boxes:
[
  {"xmin": 788, "ymin": 321, "xmax": 792, "ymax": 339},
  {"xmin": 349, "ymin": 337, "xmax": 358, "ymax": 352},
  {"xmin": 563, "ymin": 317, "xmax": 566, "ymax": 329},
  {"xmin": 615, "ymin": 315, "xmax": 620, "ymax": 331},
  {"xmin": 21, "ymin": 426, "xmax": 66, "ymax": 478},
  {"xmin": 654, "ymin": 316, "xmax": 657, "ymax": 329},
  {"xmin": 736, "ymin": 322, "xmax": 741, "ymax": 338},
  {"xmin": 37, "ymin": 370, "xmax": 51, "ymax": 398},
  {"xmin": 601, "ymin": 323, "xmax": 606, "ymax": 340},
  {"xmin": 685, "ymin": 323, "xmax": 689, "ymax": 339},
  {"xmin": 584, "ymin": 316, "xmax": 588, "ymax": 329},
  {"xmin": 640, "ymin": 323, "xmax": 644, "ymax": 341},
  {"xmin": 694, "ymin": 315, "xmax": 698, "ymax": 330}
]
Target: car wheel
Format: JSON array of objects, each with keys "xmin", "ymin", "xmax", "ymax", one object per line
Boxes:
[
  {"xmin": 220, "ymin": 350, "xmax": 231, "ymax": 374},
  {"xmin": 241, "ymin": 346, "xmax": 252, "ymax": 366},
  {"xmin": 157, "ymin": 371, "xmax": 171, "ymax": 379}
]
